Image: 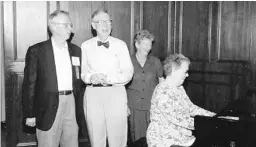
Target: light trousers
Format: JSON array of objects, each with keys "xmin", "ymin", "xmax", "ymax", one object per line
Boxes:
[
  {"xmin": 84, "ymin": 86, "xmax": 128, "ymax": 147},
  {"xmin": 36, "ymin": 93, "xmax": 78, "ymax": 147}
]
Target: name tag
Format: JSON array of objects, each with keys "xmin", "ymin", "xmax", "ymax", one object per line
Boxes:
[{"xmin": 72, "ymin": 57, "xmax": 80, "ymax": 66}]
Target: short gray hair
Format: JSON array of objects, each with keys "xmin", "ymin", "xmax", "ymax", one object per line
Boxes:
[
  {"xmin": 47, "ymin": 10, "xmax": 70, "ymax": 36},
  {"xmin": 134, "ymin": 30, "xmax": 154, "ymax": 44},
  {"xmin": 163, "ymin": 53, "xmax": 190, "ymax": 76},
  {"xmin": 91, "ymin": 9, "xmax": 109, "ymax": 21},
  {"xmin": 49, "ymin": 10, "xmax": 69, "ymax": 23}
]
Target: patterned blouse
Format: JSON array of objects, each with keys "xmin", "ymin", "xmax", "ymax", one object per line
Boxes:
[{"xmin": 147, "ymin": 81, "xmax": 215, "ymax": 147}]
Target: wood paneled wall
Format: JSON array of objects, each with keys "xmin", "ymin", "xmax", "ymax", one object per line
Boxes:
[
  {"xmin": 142, "ymin": 1, "xmax": 256, "ymax": 108},
  {"xmin": 143, "ymin": 1, "xmax": 169, "ymax": 61},
  {"xmin": 143, "ymin": 2, "xmax": 256, "ymax": 77},
  {"xmin": 182, "ymin": 2, "xmax": 210, "ymax": 60},
  {"xmin": 3, "ymin": 1, "xmax": 256, "ymax": 146}
]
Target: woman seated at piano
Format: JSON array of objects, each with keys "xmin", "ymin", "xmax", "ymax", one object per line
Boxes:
[{"xmin": 146, "ymin": 53, "xmax": 216, "ymax": 147}]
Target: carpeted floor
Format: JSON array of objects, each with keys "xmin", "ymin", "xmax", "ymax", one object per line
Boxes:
[{"xmin": 1, "ymin": 121, "xmax": 91, "ymax": 147}]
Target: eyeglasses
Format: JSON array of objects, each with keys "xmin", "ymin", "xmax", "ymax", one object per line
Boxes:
[
  {"xmin": 51, "ymin": 22, "xmax": 74, "ymax": 28},
  {"xmin": 93, "ymin": 20, "xmax": 112, "ymax": 25}
]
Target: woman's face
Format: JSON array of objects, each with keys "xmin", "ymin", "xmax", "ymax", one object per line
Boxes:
[
  {"xmin": 135, "ymin": 38, "xmax": 152, "ymax": 55},
  {"xmin": 172, "ymin": 61, "xmax": 189, "ymax": 86}
]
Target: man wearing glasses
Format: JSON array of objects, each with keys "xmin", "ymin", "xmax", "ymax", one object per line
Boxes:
[
  {"xmin": 22, "ymin": 10, "xmax": 84, "ymax": 147},
  {"xmin": 81, "ymin": 9, "xmax": 134, "ymax": 147}
]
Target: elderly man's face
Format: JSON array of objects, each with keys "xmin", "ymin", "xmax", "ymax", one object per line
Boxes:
[
  {"xmin": 92, "ymin": 12, "xmax": 112, "ymax": 38},
  {"xmin": 50, "ymin": 14, "xmax": 73, "ymax": 41}
]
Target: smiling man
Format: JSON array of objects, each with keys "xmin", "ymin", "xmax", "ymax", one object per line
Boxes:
[
  {"xmin": 22, "ymin": 10, "xmax": 84, "ymax": 147},
  {"xmin": 81, "ymin": 9, "xmax": 134, "ymax": 147}
]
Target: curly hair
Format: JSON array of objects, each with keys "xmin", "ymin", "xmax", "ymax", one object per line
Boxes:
[
  {"xmin": 134, "ymin": 30, "xmax": 154, "ymax": 44},
  {"xmin": 163, "ymin": 53, "xmax": 190, "ymax": 76}
]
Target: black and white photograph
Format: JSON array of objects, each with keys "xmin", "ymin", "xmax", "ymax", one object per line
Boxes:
[{"xmin": 1, "ymin": 1, "xmax": 256, "ymax": 147}]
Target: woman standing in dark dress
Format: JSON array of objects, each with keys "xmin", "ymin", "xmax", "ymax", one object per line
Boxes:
[{"xmin": 127, "ymin": 30, "xmax": 164, "ymax": 143}]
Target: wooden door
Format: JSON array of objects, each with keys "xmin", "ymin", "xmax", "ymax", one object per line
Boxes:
[{"xmin": 3, "ymin": 2, "xmax": 49, "ymax": 146}]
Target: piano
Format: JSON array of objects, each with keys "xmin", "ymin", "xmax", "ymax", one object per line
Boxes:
[{"xmin": 194, "ymin": 96, "xmax": 256, "ymax": 147}]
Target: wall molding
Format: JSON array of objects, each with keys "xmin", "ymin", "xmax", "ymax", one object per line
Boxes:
[
  {"xmin": 130, "ymin": 1, "xmax": 135, "ymax": 55},
  {"xmin": 1, "ymin": 1, "xmax": 5, "ymax": 122},
  {"xmin": 178, "ymin": 1, "xmax": 183, "ymax": 53},
  {"xmin": 13, "ymin": 2, "xmax": 17, "ymax": 61},
  {"xmin": 208, "ymin": 2, "xmax": 213, "ymax": 62},
  {"xmin": 217, "ymin": 1, "xmax": 222, "ymax": 61},
  {"xmin": 139, "ymin": 1, "xmax": 143, "ymax": 29},
  {"xmin": 173, "ymin": 1, "xmax": 177, "ymax": 53},
  {"xmin": 167, "ymin": 1, "xmax": 172, "ymax": 54}
]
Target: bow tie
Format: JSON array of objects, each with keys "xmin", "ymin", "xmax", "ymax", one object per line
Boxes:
[{"xmin": 97, "ymin": 41, "xmax": 109, "ymax": 48}]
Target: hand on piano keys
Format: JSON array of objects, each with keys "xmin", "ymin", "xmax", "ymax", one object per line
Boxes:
[{"xmin": 217, "ymin": 116, "xmax": 239, "ymax": 120}]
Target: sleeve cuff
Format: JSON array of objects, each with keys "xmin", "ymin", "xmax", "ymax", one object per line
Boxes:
[{"xmin": 81, "ymin": 73, "xmax": 91, "ymax": 84}]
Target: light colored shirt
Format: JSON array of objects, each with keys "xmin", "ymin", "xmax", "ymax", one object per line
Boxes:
[
  {"xmin": 147, "ymin": 82, "xmax": 215, "ymax": 147},
  {"xmin": 51, "ymin": 38, "xmax": 73, "ymax": 91},
  {"xmin": 81, "ymin": 36, "xmax": 134, "ymax": 86}
]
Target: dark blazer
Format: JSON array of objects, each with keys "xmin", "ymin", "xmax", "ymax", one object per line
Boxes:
[{"xmin": 22, "ymin": 39, "xmax": 85, "ymax": 131}]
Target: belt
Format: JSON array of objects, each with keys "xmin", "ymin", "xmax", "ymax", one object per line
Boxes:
[
  {"xmin": 88, "ymin": 84, "xmax": 113, "ymax": 87},
  {"xmin": 58, "ymin": 90, "xmax": 72, "ymax": 95}
]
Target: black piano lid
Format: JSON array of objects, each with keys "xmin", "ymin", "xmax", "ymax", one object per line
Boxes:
[{"xmin": 216, "ymin": 94, "xmax": 256, "ymax": 118}]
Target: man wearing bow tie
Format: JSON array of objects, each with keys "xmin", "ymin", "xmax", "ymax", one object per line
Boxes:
[{"xmin": 81, "ymin": 9, "xmax": 134, "ymax": 147}]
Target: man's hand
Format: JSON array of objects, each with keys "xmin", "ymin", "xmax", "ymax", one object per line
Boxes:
[
  {"xmin": 127, "ymin": 107, "xmax": 131, "ymax": 116},
  {"xmin": 90, "ymin": 73, "xmax": 108, "ymax": 85},
  {"xmin": 26, "ymin": 118, "xmax": 36, "ymax": 127}
]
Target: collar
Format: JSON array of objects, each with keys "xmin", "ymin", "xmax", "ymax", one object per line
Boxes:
[
  {"xmin": 96, "ymin": 36, "xmax": 111, "ymax": 43},
  {"xmin": 51, "ymin": 37, "xmax": 68, "ymax": 50}
]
